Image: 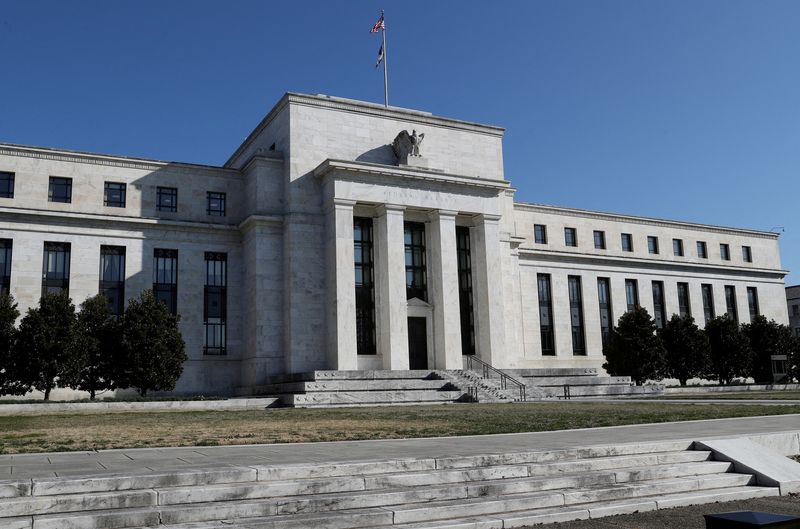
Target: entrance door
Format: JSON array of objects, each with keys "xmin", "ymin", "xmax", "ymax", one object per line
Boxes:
[{"xmin": 407, "ymin": 317, "xmax": 428, "ymax": 370}]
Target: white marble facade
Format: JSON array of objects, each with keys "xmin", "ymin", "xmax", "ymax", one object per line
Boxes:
[{"xmin": 0, "ymin": 93, "xmax": 789, "ymax": 395}]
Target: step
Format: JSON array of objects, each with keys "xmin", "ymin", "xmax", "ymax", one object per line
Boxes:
[
  {"xmin": 520, "ymin": 376, "xmax": 632, "ymax": 386},
  {"xmin": 265, "ymin": 379, "xmax": 453, "ymax": 393},
  {"xmin": 283, "ymin": 390, "xmax": 463, "ymax": 407}
]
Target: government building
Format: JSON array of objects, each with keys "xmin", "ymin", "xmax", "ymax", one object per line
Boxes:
[{"xmin": 0, "ymin": 93, "xmax": 789, "ymax": 396}]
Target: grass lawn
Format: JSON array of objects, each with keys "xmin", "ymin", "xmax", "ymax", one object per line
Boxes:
[
  {"xmin": 1, "ymin": 402, "xmax": 799, "ymax": 454},
  {"xmin": 657, "ymin": 391, "xmax": 800, "ymax": 400}
]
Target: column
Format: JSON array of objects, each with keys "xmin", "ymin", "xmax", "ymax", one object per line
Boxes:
[
  {"xmin": 374, "ymin": 204, "xmax": 409, "ymax": 370},
  {"xmin": 472, "ymin": 214, "xmax": 506, "ymax": 366},
  {"xmin": 428, "ymin": 210, "xmax": 462, "ymax": 369},
  {"xmin": 325, "ymin": 199, "xmax": 358, "ymax": 370}
]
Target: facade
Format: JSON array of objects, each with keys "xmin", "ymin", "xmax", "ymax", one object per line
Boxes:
[
  {"xmin": 788, "ymin": 285, "xmax": 800, "ymax": 337},
  {"xmin": 0, "ymin": 93, "xmax": 789, "ymax": 396}
]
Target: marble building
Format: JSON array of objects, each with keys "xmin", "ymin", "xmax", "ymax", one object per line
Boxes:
[{"xmin": 0, "ymin": 93, "xmax": 789, "ymax": 395}]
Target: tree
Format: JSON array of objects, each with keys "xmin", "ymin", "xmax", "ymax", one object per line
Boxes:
[
  {"xmin": 660, "ymin": 314, "xmax": 710, "ymax": 386},
  {"xmin": 0, "ymin": 294, "xmax": 22, "ymax": 396},
  {"xmin": 704, "ymin": 315, "xmax": 751, "ymax": 385},
  {"xmin": 743, "ymin": 316, "xmax": 797, "ymax": 383},
  {"xmin": 603, "ymin": 306, "xmax": 666, "ymax": 385},
  {"xmin": 118, "ymin": 290, "xmax": 186, "ymax": 397},
  {"xmin": 63, "ymin": 294, "xmax": 120, "ymax": 400},
  {"xmin": 14, "ymin": 291, "xmax": 78, "ymax": 400}
]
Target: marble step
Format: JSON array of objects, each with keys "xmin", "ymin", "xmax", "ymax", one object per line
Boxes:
[
  {"xmin": 540, "ymin": 384, "xmax": 663, "ymax": 397},
  {"xmin": 522, "ymin": 376, "xmax": 632, "ymax": 386},
  {"xmin": 264, "ymin": 379, "xmax": 454, "ymax": 393},
  {"xmin": 282, "ymin": 390, "xmax": 464, "ymax": 407},
  {"xmin": 265, "ymin": 371, "xmax": 443, "ymax": 384}
]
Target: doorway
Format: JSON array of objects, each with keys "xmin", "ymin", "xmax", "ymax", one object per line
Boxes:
[{"xmin": 407, "ymin": 317, "xmax": 428, "ymax": 369}]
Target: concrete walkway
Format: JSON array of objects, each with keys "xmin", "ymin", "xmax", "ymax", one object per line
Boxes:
[{"xmin": 2, "ymin": 414, "xmax": 799, "ymax": 480}]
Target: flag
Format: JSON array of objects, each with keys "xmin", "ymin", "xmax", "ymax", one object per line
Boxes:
[
  {"xmin": 375, "ymin": 43, "xmax": 384, "ymax": 68},
  {"xmin": 370, "ymin": 12, "xmax": 384, "ymax": 33}
]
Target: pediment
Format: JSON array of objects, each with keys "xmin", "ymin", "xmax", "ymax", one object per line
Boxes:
[{"xmin": 407, "ymin": 297, "xmax": 431, "ymax": 308}]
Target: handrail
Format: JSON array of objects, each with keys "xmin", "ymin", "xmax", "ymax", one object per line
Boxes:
[{"xmin": 462, "ymin": 355, "xmax": 527, "ymax": 402}]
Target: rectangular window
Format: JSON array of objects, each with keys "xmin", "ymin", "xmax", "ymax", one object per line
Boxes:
[
  {"xmin": 0, "ymin": 172, "xmax": 14, "ymax": 199},
  {"xmin": 0, "ymin": 239, "xmax": 11, "ymax": 295},
  {"xmin": 48, "ymin": 177, "xmax": 72, "ymax": 203},
  {"xmin": 593, "ymin": 230, "xmax": 606, "ymax": 249},
  {"xmin": 673, "ymin": 238, "xmax": 684, "ymax": 257},
  {"xmin": 747, "ymin": 287, "xmax": 759, "ymax": 322},
  {"xmin": 625, "ymin": 279, "xmax": 639, "ymax": 312},
  {"xmin": 538, "ymin": 274, "xmax": 555, "ymax": 355},
  {"xmin": 677, "ymin": 282, "xmax": 691, "ymax": 318},
  {"xmin": 568, "ymin": 276, "xmax": 586, "ymax": 355},
  {"xmin": 720, "ymin": 243, "xmax": 730, "ymax": 261},
  {"xmin": 456, "ymin": 226, "xmax": 475, "ymax": 356},
  {"xmin": 104, "ymin": 182, "xmax": 126, "ymax": 208},
  {"xmin": 99, "ymin": 246, "xmax": 125, "ymax": 317},
  {"xmin": 153, "ymin": 248, "xmax": 178, "ymax": 315},
  {"xmin": 652, "ymin": 281, "xmax": 666, "ymax": 329},
  {"xmin": 725, "ymin": 285, "xmax": 738, "ymax": 324},
  {"xmin": 404, "ymin": 222, "xmax": 427, "ymax": 301},
  {"xmin": 204, "ymin": 252, "xmax": 227, "ymax": 355},
  {"xmin": 42, "ymin": 242, "xmax": 70, "ymax": 295},
  {"xmin": 207, "ymin": 192, "xmax": 226, "ymax": 216},
  {"xmin": 354, "ymin": 218, "xmax": 376, "ymax": 355},
  {"xmin": 564, "ymin": 227, "xmax": 577, "ymax": 247},
  {"xmin": 796, "ymin": 328, "xmax": 800, "ymax": 337},
  {"xmin": 597, "ymin": 278, "xmax": 613, "ymax": 347},
  {"xmin": 697, "ymin": 241, "xmax": 708, "ymax": 259},
  {"xmin": 702, "ymin": 284, "xmax": 715, "ymax": 323},
  {"xmin": 794, "ymin": 305, "xmax": 800, "ymax": 317},
  {"xmin": 157, "ymin": 187, "xmax": 178, "ymax": 212},
  {"xmin": 621, "ymin": 233, "xmax": 633, "ymax": 252},
  {"xmin": 534, "ymin": 224, "xmax": 547, "ymax": 244},
  {"xmin": 647, "ymin": 236, "xmax": 659, "ymax": 255},
  {"xmin": 742, "ymin": 246, "xmax": 752, "ymax": 263}
]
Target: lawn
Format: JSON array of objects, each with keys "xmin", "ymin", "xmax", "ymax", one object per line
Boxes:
[
  {"xmin": 1, "ymin": 401, "xmax": 799, "ymax": 454},
  {"xmin": 658, "ymin": 391, "xmax": 800, "ymax": 400}
]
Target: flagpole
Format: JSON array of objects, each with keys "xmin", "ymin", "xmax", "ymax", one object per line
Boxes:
[{"xmin": 382, "ymin": 16, "xmax": 389, "ymax": 107}]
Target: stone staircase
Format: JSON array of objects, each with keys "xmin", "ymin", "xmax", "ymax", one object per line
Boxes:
[
  {"xmin": 0, "ymin": 440, "xmax": 780, "ymax": 529},
  {"xmin": 509, "ymin": 368, "xmax": 664, "ymax": 399}
]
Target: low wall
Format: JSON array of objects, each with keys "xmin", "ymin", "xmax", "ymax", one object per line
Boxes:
[
  {"xmin": 0, "ymin": 397, "xmax": 279, "ymax": 415},
  {"xmin": 666, "ymin": 384, "xmax": 800, "ymax": 395}
]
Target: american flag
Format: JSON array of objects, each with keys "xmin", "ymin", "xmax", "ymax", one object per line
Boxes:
[{"xmin": 370, "ymin": 12, "xmax": 384, "ymax": 33}]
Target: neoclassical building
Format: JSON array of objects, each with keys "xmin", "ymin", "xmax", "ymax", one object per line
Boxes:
[{"xmin": 0, "ymin": 93, "xmax": 789, "ymax": 395}]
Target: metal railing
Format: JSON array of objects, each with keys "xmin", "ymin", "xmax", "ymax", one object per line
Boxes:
[{"xmin": 462, "ymin": 355, "xmax": 527, "ymax": 402}]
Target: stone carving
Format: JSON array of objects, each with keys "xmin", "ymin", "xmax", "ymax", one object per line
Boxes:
[{"xmin": 392, "ymin": 129, "xmax": 426, "ymax": 166}]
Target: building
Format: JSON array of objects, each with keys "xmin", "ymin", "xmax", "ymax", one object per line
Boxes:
[
  {"xmin": 788, "ymin": 285, "xmax": 800, "ymax": 337},
  {"xmin": 0, "ymin": 93, "xmax": 789, "ymax": 396}
]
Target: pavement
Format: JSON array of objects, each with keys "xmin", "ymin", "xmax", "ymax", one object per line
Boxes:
[{"xmin": 2, "ymin": 413, "xmax": 799, "ymax": 480}]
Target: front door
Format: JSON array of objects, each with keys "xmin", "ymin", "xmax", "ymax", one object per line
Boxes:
[{"xmin": 407, "ymin": 317, "xmax": 428, "ymax": 370}]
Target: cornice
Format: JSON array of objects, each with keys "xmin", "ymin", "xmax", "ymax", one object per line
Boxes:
[{"xmin": 237, "ymin": 214, "xmax": 284, "ymax": 232}]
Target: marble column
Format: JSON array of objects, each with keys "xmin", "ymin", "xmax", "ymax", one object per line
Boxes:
[
  {"xmin": 374, "ymin": 204, "xmax": 409, "ymax": 370},
  {"xmin": 325, "ymin": 199, "xmax": 357, "ymax": 370},
  {"xmin": 428, "ymin": 210, "xmax": 462, "ymax": 369},
  {"xmin": 472, "ymin": 214, "xmax": 506, "ymax": 366}
]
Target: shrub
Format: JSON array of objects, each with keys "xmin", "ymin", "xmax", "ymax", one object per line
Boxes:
[
  {"xmin": 0, "ymin": 294, "xmax": 21, "ymax": 396},
  {"xmin": 742, "ymin": 315, "xmax": 796, "ymax": 383},
  {"xmin": 603, "ymin": 306, "xmax": 666, "ymax": 385},
  {"xmin": 660, "ymin": 314, "xmax": 710, "ymax": 386},
  {"xmin": 704, "ymin": 315, "xmax": 751, "ymax": 385}
]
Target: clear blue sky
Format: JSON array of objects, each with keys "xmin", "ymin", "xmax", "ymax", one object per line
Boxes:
[{"xmin": 2, "ymin": 1, "xmax": 798, "ymax": 285}]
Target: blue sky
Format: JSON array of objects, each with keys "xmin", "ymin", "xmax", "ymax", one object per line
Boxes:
[{"xmin": 1, "ymin": 1, "xmax": 798, "ymax": 285}]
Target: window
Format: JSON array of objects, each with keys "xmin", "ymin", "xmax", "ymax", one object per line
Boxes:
[
  {"xmin": 794, "ymin": 305, "xmax": 800, "ymax": 317},
  {"xmin": 204, "ymin": 252, "xmax": 227, "ymax": 355},
  {"xmin": 725, "ymin": 285, "xmax": 738, "ymax": 324},
  {"xmin": 697, "ymin": 241, "xmax": 708, "ymax": 259},
  {"xmin": 564, "ymin": 227, "xmax": 577, "ymax": 247},
  {"xmin": 48, "ymin": 177, "xmax": 72, "ymax": 203},
  {"xmin": 207, "ymin": 192, "xmax": 226, "ymax": 216},
  {"xmin": 354, "ymin": 218, "xmax": 376, "ymax": 355},
  {"xmin": 625, "ymin": 279, "xmax": 639, "ymax": 312},
  {"xmin": 673, "ymin": 238, "xmax": 684, "ymax": 257},
  {"xmin": 404, "ymin": 222, "xmax": 427, "ymax": 301},
  {"xmin": 593, "ymin": 230, "xmax": 606, "ymax": 250},
  {"xmin": 0, "ymin": 172, "xmax": 14, "ymax": 199},
  {"xmin": 568, "ymin": 276, "xmax": 586, "ymax": 355},
  {"xmin": 153, "ymin": 249, "xmax": 178, "ymax": 314},
  {"xmin": 99, "ymin": 246, "xmax": 125, "ymax": 317},
  {"xmin": 652, "ymin": 281, "xmax": 666, "ymax": 329},
  {"xmin": 537, "ymin": 274, "xmax": 555, "ymax": 355},
  {"xmin": 42, "ymin": 242, "xmax": 70, "ymax": 295},
  {"xmin": 104, "ymin": 182, "xmax": 126, "ymax": 208},
  {"xmin": 647, "ymin": 236, "xmax": 659, "ymax": 255},
  {"xmin": 702, "ymin": 284, "xmax": 715, "ymax": 323},
  {"xmin": 796, "ymin": 328, "xmax": 800, "ymax": 338},
  {"xmin": 677, "ymin": 282, "xmax": 691, "ymax": 318},
  {"xmin": 720, "ymin": 243, "xmax": 730, "ymax": 261},
  {"xmin": 457, "ymin": 226, "xmax": 475, "ymax": 356},
  {"xmin": 597, "ymin": 278, "xmax": 613, "ymax": 347},
  {"xmin": 747, "ymin": 287, "xmax": 759, "ymax": 322},
  {"xmin": 621, "ymin": 233, "xmax": 633, "ymax": 252},
  {"xmin": 157, "ymin": 187, "xmax": 178, "ymax": 212},
  {"xmin": 742, "ymin": 246, "xmax": 752, "ymax": 263},
  {"xmin": 0, "ymin": 239, "xmax": 11, "ymax": 295},
  {"xmin": 534, "ymin": 224, "xmax": 547, "ymax": 244}
]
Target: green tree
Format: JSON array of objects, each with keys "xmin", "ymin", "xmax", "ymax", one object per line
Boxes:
[
  {"xmin": 704, "ymin": 315, "xmax": 751, "ymax": 385},
  {"xmin": 0, "ymin": 293, "xmax": 22, "ymax": 396},
  {"xmin": 742, "ymin": 315, "xmax": 796, "ymax": 383},
  {"xmin": 118, "ymin": 290, "xmax": 186, "ymax": 397},
  {"xmin": 660, "ymin": 314, "xmax": 710, "ymax": 386},
  {"xmin": 603, "ymin": 306, "xmax": 666, "ymax": 385},
  {"xmin": 14, "ymin": 291, "xmax": 78, "ymax": 400}
]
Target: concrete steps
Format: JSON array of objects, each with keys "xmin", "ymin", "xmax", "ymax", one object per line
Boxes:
[{"xmin": 509, "ymin": 368, "xmax": 665, "ymax": 399}]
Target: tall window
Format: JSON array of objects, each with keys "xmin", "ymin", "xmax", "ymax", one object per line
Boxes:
[
  {"xmin": 404, "ymin": 222, "xmax": 427, "ymax": 301},
  {"xmin": 204, "ymin": 252, "xmax": 227, "ymax": 355},
  {"xmin": 568, "ymin": 276, "xmax": 586, "ymax": 355},
  {"xmin": 724, "ymin": 285, "xmax": 738, "ymax": 324},
  {"xmin": 720, "ymin": 243, "xmax": 730, "ymax": 261},
  {"xmin": 157, "ymin": 187, "xmax": 178, "ymax": 212},
  {"xmin": 104, "ymin": 182, "xmax": 126, "ymax": 208},
  {"xmin": 456, "ymin": 227, "xmax": 475, "ymax": 356},
  {"xmin": 677, "ymin": 282, "xmax": 691, "ymax": 318},
  {"xmin": 354, "ymin": 218, "xmax": 376, "ymax": 355},
  {"xmin": 42, "ymin": 242, "xmax": 70, "ymax": 295},
  {"xmin": 747, "ymin": 287, "xmax": 759, "ymax": 322},
  {"xmin": 0, "ymin": 172, "xmax": 14, "ymax": 199},
  {"xmin": 742, "ymin": 246, "xmax": 752, "ymax": 263},
  {"xmin": 534, "ymin": 224, "xmax": 547, "ymax": 244},
  {"xmin": 48, "ymin": 177, "xmax": 72, "ymax": 203},
  {"xmin": 673, "ymin": 238, "xmax": 684, "ymax": 257},
  {"xmin": 538, "ymin": 274, "xmax": 555, "ymax": 355},
  {"xmin": 564, "ymin": 227, "xmax": 577, "ymax": 247},
  {"xmin": 652, "ymin": 281, "xmax": 666, "ymax": 329},
  {"xmin": 153, "ymin": 249, "xmax": 178, "ymax": 314},
  {"xmin": 647, "ymin": 236, "xmax": 659, "ymax": 255},
  {"xmin": 597, "ymin": 278, "xmax": 613, "ymax": 347},
  {"xmin": 697, "ymin": 241, "xmax": 708, "ymax": 258},
  {"xmin": 207, "ymin": 192, "xmax": 226, "ymax": 216},
  {"xmin": 0, "ymin": 239, "xmax": 11, "ymax": 295},
  {"xmin": 621, "ymin": 233, "xmax": 633, "ymax": 252},
  {"xmin": 99, "ymin": 246, "xmax": 125, "ymax": 317},
  {"xmin": 625, "ymin": 279, "xmax": 639, "ymax": 312},
  {"xmin": 701, "ymin": 284, "xmax": 715, "ymax": 323},
  {"xmin": 593, "ymin": 230, "xmax": 606, "ymax": 249}
]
